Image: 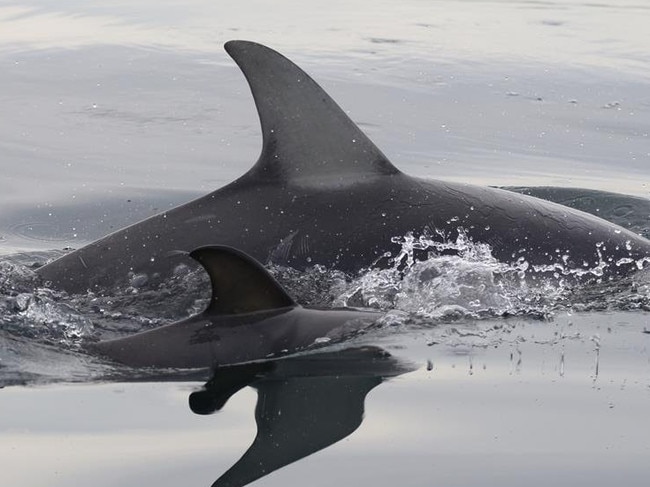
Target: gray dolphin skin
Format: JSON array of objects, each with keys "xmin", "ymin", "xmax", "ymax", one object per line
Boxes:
[
  {"xmin": 91, "ymin": 245, "xmax": 380, "ymax": 368},
  {"xmin": 38, "ymin": 40, "xmax": 650, "ymax": 293}
]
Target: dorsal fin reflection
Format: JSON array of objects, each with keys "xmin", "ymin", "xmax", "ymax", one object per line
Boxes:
[{"xmin": 188, "ymin": 347, "xmax": 414, "ymax": 487}]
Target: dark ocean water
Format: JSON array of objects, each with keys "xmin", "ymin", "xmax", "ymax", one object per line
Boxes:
[{"xmin": 1, "ymin": 1, "xmax": 650, "ymax": 486}]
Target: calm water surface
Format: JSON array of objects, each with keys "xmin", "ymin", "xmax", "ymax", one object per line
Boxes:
[{"xmin": 1, "ymin": 1, "xmax": 650, "ymax": 486}]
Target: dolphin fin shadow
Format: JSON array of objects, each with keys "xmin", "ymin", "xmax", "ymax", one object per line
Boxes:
[
  {"xmin": 190, "ymin": 347, "xmax": 413, "ymax": 487},
  {"xmin": 189, "ymin": 361, "xmax": 275, "ymax": 415},
  {"xmin": 213, "ymin": 375, "xmax": 379, "ymax": 487}
]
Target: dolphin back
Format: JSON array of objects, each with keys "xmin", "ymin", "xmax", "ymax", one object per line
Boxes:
[{"xmin": 35, "ymin": 41, "xmax": 650, "ymax": 294}]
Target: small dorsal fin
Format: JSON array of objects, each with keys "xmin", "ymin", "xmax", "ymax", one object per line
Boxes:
[
  {"xmin": 224, "ymin": 40, "xmax": 400, "ymax": 182},
  {"xmin": 190, "ymin": 245, "xmax": 296, "ymax": 315}
]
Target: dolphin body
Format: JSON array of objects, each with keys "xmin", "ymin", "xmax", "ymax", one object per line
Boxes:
[
  {"xmin": 91, "ymin": 245, "xmax": 380, "ymax": 368},
  {"xmin": 38, "ymin": 41, "xmax": 650, "ymax": 293}
]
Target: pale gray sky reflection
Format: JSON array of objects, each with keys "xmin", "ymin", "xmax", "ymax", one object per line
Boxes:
[{"xmin": 1, "ymin": 1, "xmax": 649, "ymax": 78}]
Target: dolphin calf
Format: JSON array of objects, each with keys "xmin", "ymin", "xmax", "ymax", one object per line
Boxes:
[
  {"xmin": 91, "ymin": 245, "xmax": 380, "ymax": 368},
  {"xmin": 38, "ymin": 40, "xmax": 650, "ymax": 293}
]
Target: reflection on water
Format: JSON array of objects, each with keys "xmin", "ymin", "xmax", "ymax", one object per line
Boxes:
[
  {"xmin": 2, "ymin": 312, "xmax": 650, "ymax": 486},
  {"xmin": 189, "ymin": 347, "xmax": 413, "ymax": 487},
  {"xmin": 2, "ymin": 0, "xmax": 649, "ymax": 77}
]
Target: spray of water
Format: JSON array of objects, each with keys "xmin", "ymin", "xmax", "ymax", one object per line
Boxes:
[
  {"xmin": 1, "ymin": 229, "xmax": 649, "ymax": 350},
  {"xmin": 330, "ymin": 229, "xmax": 573, "ymax": 320}
]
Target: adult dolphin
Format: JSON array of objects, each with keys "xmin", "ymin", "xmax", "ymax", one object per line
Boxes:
[{"xmin": 38, "ymin": 40, "xmax": 650, "ymax": 293}]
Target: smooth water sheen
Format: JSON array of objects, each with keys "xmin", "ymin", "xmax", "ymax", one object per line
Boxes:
[{"xmin": 1, "ymin": 1, "xmax": 650, "ymax": 486}]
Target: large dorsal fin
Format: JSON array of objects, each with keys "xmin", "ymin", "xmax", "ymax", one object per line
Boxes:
[
  {"xmin": 224, "ymin": 40, "xmax": 400, "ymax": 183},
  {"xmin": 190, "ymin": 245, "xmax": 296, "ymax": 315}
]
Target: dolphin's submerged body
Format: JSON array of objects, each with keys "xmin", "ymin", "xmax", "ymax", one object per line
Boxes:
[{"xmin": 38, "ymin": 41, "xmax": 650, "ymax": 292}]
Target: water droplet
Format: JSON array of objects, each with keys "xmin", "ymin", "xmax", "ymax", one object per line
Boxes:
[{"xmin": 129, "ymin": 273, "xmax": 149, "ymax": 288}]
